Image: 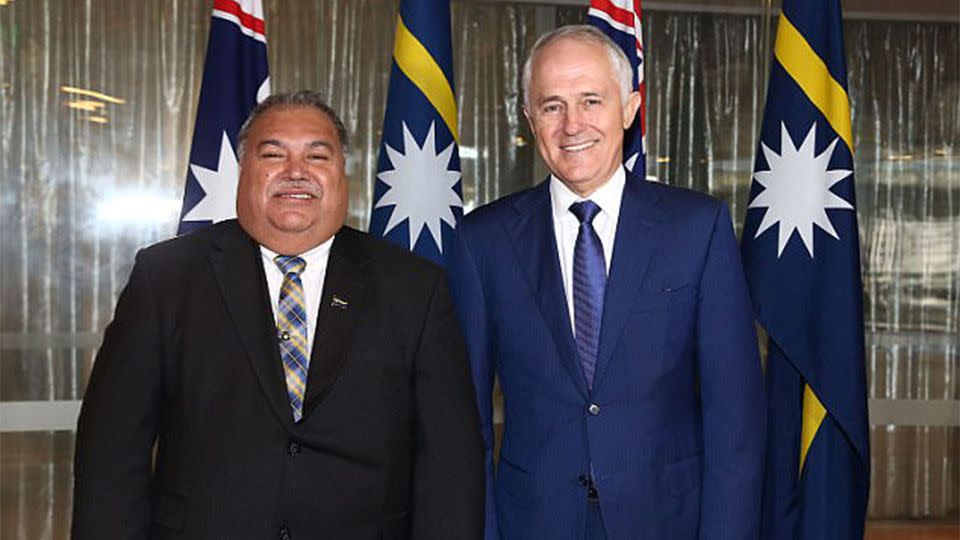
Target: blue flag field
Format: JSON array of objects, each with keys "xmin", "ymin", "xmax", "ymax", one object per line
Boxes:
[
  {"xmin": 178, "ymin": 0, "xmax": 270, "ymax": 236},
  {"xmin": 370, "ymin": 0, "xmax": 462, "ymax": 266},
  {"xmin": 741, "ymin": 0, "xmax": 870, "ymax": 538}
]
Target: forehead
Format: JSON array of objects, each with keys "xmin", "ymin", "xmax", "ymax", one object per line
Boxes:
[
  {"xmin": 529, "ymin": 38, "xmax": 616, "ymax": 95},
  {"xmin": 248, "ymin": 106, "xmax": 339, "ymax": 144}
]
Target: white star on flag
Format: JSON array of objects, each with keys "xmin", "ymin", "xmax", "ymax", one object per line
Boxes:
[
  {"xmin": 182, "ymin": 131, "xmax": 239, "ymax": 223},
  {"xmin": 749, "ymin": 122, "xmax": 854, "ymax": 258},
  {"xmin": 375, "ymin": 121, "xmax": 462, "ymax": 252}
]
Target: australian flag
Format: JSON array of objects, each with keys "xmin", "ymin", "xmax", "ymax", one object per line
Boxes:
[
  {"xmin": 741, "ymin": 0, "xmax": 870, "ymax": 538},
  {"xmin": 369, "ymin": 0, "xmax": 462, "ymax": 266},
  {"xmin": 177, "ymin": 0, "xmax": 270, "ymax": 236},
  {"xmin": 588, "ymin": 0, "xmax": 646, "ymax": 176}
]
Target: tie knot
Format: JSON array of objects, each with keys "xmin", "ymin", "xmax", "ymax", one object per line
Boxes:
[
  {"xmin": 274, "ymin": 255, "xmax": 306, "ymax": 276},
  {"xmin": 570, "ymin": 200, "xmax": 601, "ymax": 225}
]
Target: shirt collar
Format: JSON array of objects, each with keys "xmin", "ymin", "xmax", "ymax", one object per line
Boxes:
[
  {"xmin": 259, "ymin": 235, "xmax": 335, "ymax": 273},
  {"xmin": 549, "ymin": 166, "xmax": 626, "ymax": 222}
]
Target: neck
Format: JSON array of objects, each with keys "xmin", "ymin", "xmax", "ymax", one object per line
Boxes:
[{"xmin": 243, "ymin": 225, "xmax": 339, "ymax": 256}]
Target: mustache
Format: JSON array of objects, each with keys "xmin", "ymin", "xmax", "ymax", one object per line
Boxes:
[{"xmin": 267, "ymin": 179, "xmax": 323, "ymax": 197}]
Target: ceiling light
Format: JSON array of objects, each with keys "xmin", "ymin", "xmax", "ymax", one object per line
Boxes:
[
  {"xmin": 67, "ymin": 100, "xmax": 105, "ymax": 112},
  {"xmin": 60, "ymin": 86, "xmax": 125, "ymax": 104}
]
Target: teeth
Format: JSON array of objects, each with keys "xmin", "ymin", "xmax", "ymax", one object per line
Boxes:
[
  {"xmin": 282, "ymin": 193, "xmax": 312, "ymax": 199},
  {"xmin": 562, "ymin": 141, "xmax": 596, "ymax": 152}
]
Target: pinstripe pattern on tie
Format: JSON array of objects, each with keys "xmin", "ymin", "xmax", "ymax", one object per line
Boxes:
[
  {"xmin": 274, "ymin": 255, "xmax": 309, "ymax": 422},
  {"xmin": 570, "ymin": 201, "xmax": 606, "ymax": 389}
]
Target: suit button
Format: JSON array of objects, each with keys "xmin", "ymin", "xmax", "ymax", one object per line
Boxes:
[
  {"xmin": 288, "ymin": 441, "xmax": 302, "ymax": 455},
  {"xmin": 280, "ymin": 331, "xmax": 291, "ymax": 341},
  {"xmin": 279, "ymin": 527, "xmax": 291, "ymax": 540},
  {"xmin": 578, "ymin": 474, "xmax": 589, "ymax": 486},
  {"xmin": 588, "ymin": 403, "xmax": 600, "ymax": 415}
]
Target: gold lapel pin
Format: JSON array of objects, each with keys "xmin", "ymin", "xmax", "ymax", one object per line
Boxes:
[{"xmin": 331, "ymin": 295, "xmax": 349, "ymax": 310}]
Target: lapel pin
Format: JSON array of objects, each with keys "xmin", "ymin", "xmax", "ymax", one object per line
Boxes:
[{"xmin": 331, "ymin": 295, "xmax": 349, "ymax": 310}]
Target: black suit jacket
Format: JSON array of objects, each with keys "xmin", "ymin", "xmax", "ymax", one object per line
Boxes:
[{"xmin": 73, "ymin": 220, "xmax": 484, "ymax": 540}]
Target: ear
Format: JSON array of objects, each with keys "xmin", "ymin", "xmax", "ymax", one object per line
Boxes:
[
  {"xmin": 522, "ymin": 106, "xmax": 535, "ymax": 134},
  {"xmin": 622, "ymin": 91, "xmax": 641, "ymax": 129}
]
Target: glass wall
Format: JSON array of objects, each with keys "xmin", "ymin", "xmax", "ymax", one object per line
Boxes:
[{"xmin": 1, "ymin": 0, "xmax": 957, "ymax": 536}]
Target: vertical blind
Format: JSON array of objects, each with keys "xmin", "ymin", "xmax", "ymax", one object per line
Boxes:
[{"xmin": 0, "ymin": 1, "xmax": 956, "ymax": 536}]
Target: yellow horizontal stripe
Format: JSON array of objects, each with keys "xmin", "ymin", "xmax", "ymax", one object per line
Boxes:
[
  {"xmin": 774, "ymin": 14, "xmax": 852, "ymax": 151},
  {"xmin": 393, "ymin": 16, "xmax": 459, "ymax": 143},
  {"xmin": 799, "ymin": 383, "xmax": 827, "ymax": 475}
]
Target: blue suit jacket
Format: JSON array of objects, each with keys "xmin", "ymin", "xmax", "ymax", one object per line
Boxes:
[{"xmin": 448, "ymin": 176, "xmax": 766, "ymax": 540}]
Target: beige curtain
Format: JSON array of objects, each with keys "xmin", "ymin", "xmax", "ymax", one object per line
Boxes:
[{"xmin": 0, "ymin": 1, "xmax": 956, "ymax": 536}]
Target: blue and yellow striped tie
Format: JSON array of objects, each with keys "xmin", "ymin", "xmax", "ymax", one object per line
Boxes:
[{"xmin": 274, "ymin": 255, "xmax": 309, "ymax": 422}]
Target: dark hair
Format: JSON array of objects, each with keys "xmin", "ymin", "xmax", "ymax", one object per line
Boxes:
[{"xmin": 236, "ymin": 90, "xmax": 349, "ymax": 158}]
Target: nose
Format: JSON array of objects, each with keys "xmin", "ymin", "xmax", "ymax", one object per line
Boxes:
[
  {"xmin": 562, "ymin": 106, "xmax": 584, "ymax": 135},
  {"xmin": 283, "ymin": 155, "xmax": 309, "ymax": 181}
]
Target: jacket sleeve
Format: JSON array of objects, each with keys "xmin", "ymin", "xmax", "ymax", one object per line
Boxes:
[
  {"xmin": 410, "ymin": 267, "xmax": 486, "ymax": 540},
  {"xmin": 696, "ymin": 204, "xmax": 766, "ymax": 540},
  {"xmin": 73, "ymin": 252, "xmax": 164, "ymax": 539},
  {"xmin": 446, "ymin": 229, "xmax": 500, "ymax": 540}
]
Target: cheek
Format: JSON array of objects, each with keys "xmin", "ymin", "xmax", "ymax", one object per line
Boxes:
[
  {"xmin": 530, "ymin": 118, "xmax": 555, "ymax": 140},
  {"xmin": 320, "ymin": 172, "xmax": 347, "ymax": 199},
  {"xmin": 241, "ymin": 169, "xmax": 267, "ymax": 192},
  {"xmin": 237, "ymin": 180, "xmax": 257, "ymax": 205},
  {"xmin": 537, "ymin": 127, "xmax": 562, "ymax": 153}
]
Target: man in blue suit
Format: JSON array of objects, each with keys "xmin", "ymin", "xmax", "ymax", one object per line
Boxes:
[{"xmin": 448, "ymin": 25, "xmax": 765, "ymax": 540}]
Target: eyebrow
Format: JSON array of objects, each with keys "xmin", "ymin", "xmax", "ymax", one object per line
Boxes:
[
  {"xmin": 306, "ymin": 141, "xmax": 335, "ymax": 151},
  {"xmin": 535, "ymin": 91, "xmax": 604, "ymax": 105},
  {"xmin": 256, "ymin": 139, "xmax": 336, "ymax": 151}
]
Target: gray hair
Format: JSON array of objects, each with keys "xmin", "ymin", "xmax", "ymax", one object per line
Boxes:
[
  {"xmin": 521, "ymin": 25, "xmax": 634, "ymax": 109},
  {"xmin": 237, "ymin": 90, "xmax": 349, "ymax": 158}
]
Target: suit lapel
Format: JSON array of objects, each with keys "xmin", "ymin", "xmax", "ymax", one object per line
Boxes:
[
  {"xmin": 209, "ymin": 221, "xmax": 293, "ymax": 427},
  {"xmin": 302, "ymin": 227, "xmax": 369, "ymax": 418},
  {"xmin": 593, "ymin": 177, "xmax": 667, "ymax": 389},
  {"xmin": 507, "ymin": 181, "xmax": 587, "ymax": 397}
]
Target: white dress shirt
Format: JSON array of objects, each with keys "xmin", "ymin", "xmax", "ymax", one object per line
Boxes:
[
  {"xmin": 260, "ymin": 236, "xmax": 334, "ymax": 358},
  {"xmin": 550, "ymin": 167, "xmax": 626, "ymax": 333}
]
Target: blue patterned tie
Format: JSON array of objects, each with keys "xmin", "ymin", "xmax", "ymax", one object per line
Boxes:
[
  {"xmin": 570, "ymin": 201, "xmax": 606, "ymax": 389},
  {"xmin": 274, "ymin": 255, "xmax": 309, "ymax": 422}
]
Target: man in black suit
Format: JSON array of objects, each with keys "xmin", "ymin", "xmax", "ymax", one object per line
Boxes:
[{"xmin": 73, "ymin": 90, "xmax": 484, "ymax": 539}]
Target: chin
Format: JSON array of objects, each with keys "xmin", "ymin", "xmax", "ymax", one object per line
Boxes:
[
  {"xmin": 267, "ymin": 215, "xmax": 313, "ymax": 233},
  {"xmin": 558, "ymin": 170, "xmax": 599, "ymax": 185}
]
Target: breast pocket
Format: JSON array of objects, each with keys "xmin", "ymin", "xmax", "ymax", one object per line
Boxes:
[
  {"xmin": 662, "ymin": 283, "xmax": 697, "ymax": 347},
  {"xmin": 630, "ymin": 283, "xmax": 695, "ymax": 312},
  {"xmin": 622, "ymin": 283, "xmax": 697, "ymax": 374}
]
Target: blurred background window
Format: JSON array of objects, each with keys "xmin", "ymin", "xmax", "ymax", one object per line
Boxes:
[{"xmin": 0, "ymin": 0, "xmax": 956, "ymax": 536}]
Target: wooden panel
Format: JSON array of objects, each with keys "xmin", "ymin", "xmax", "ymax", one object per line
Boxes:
[{"xmin": 866, "ymin": 521, "xmax": 960, "ymax": 540}]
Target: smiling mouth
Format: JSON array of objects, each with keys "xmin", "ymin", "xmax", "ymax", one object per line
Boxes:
[
  {"xmin": 561, "ymin": 140, "xmax": 598, "ymax": 152},
  {"xmin": 275, "ymin": 193, "xmax": 316, "ymax": 200}
]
